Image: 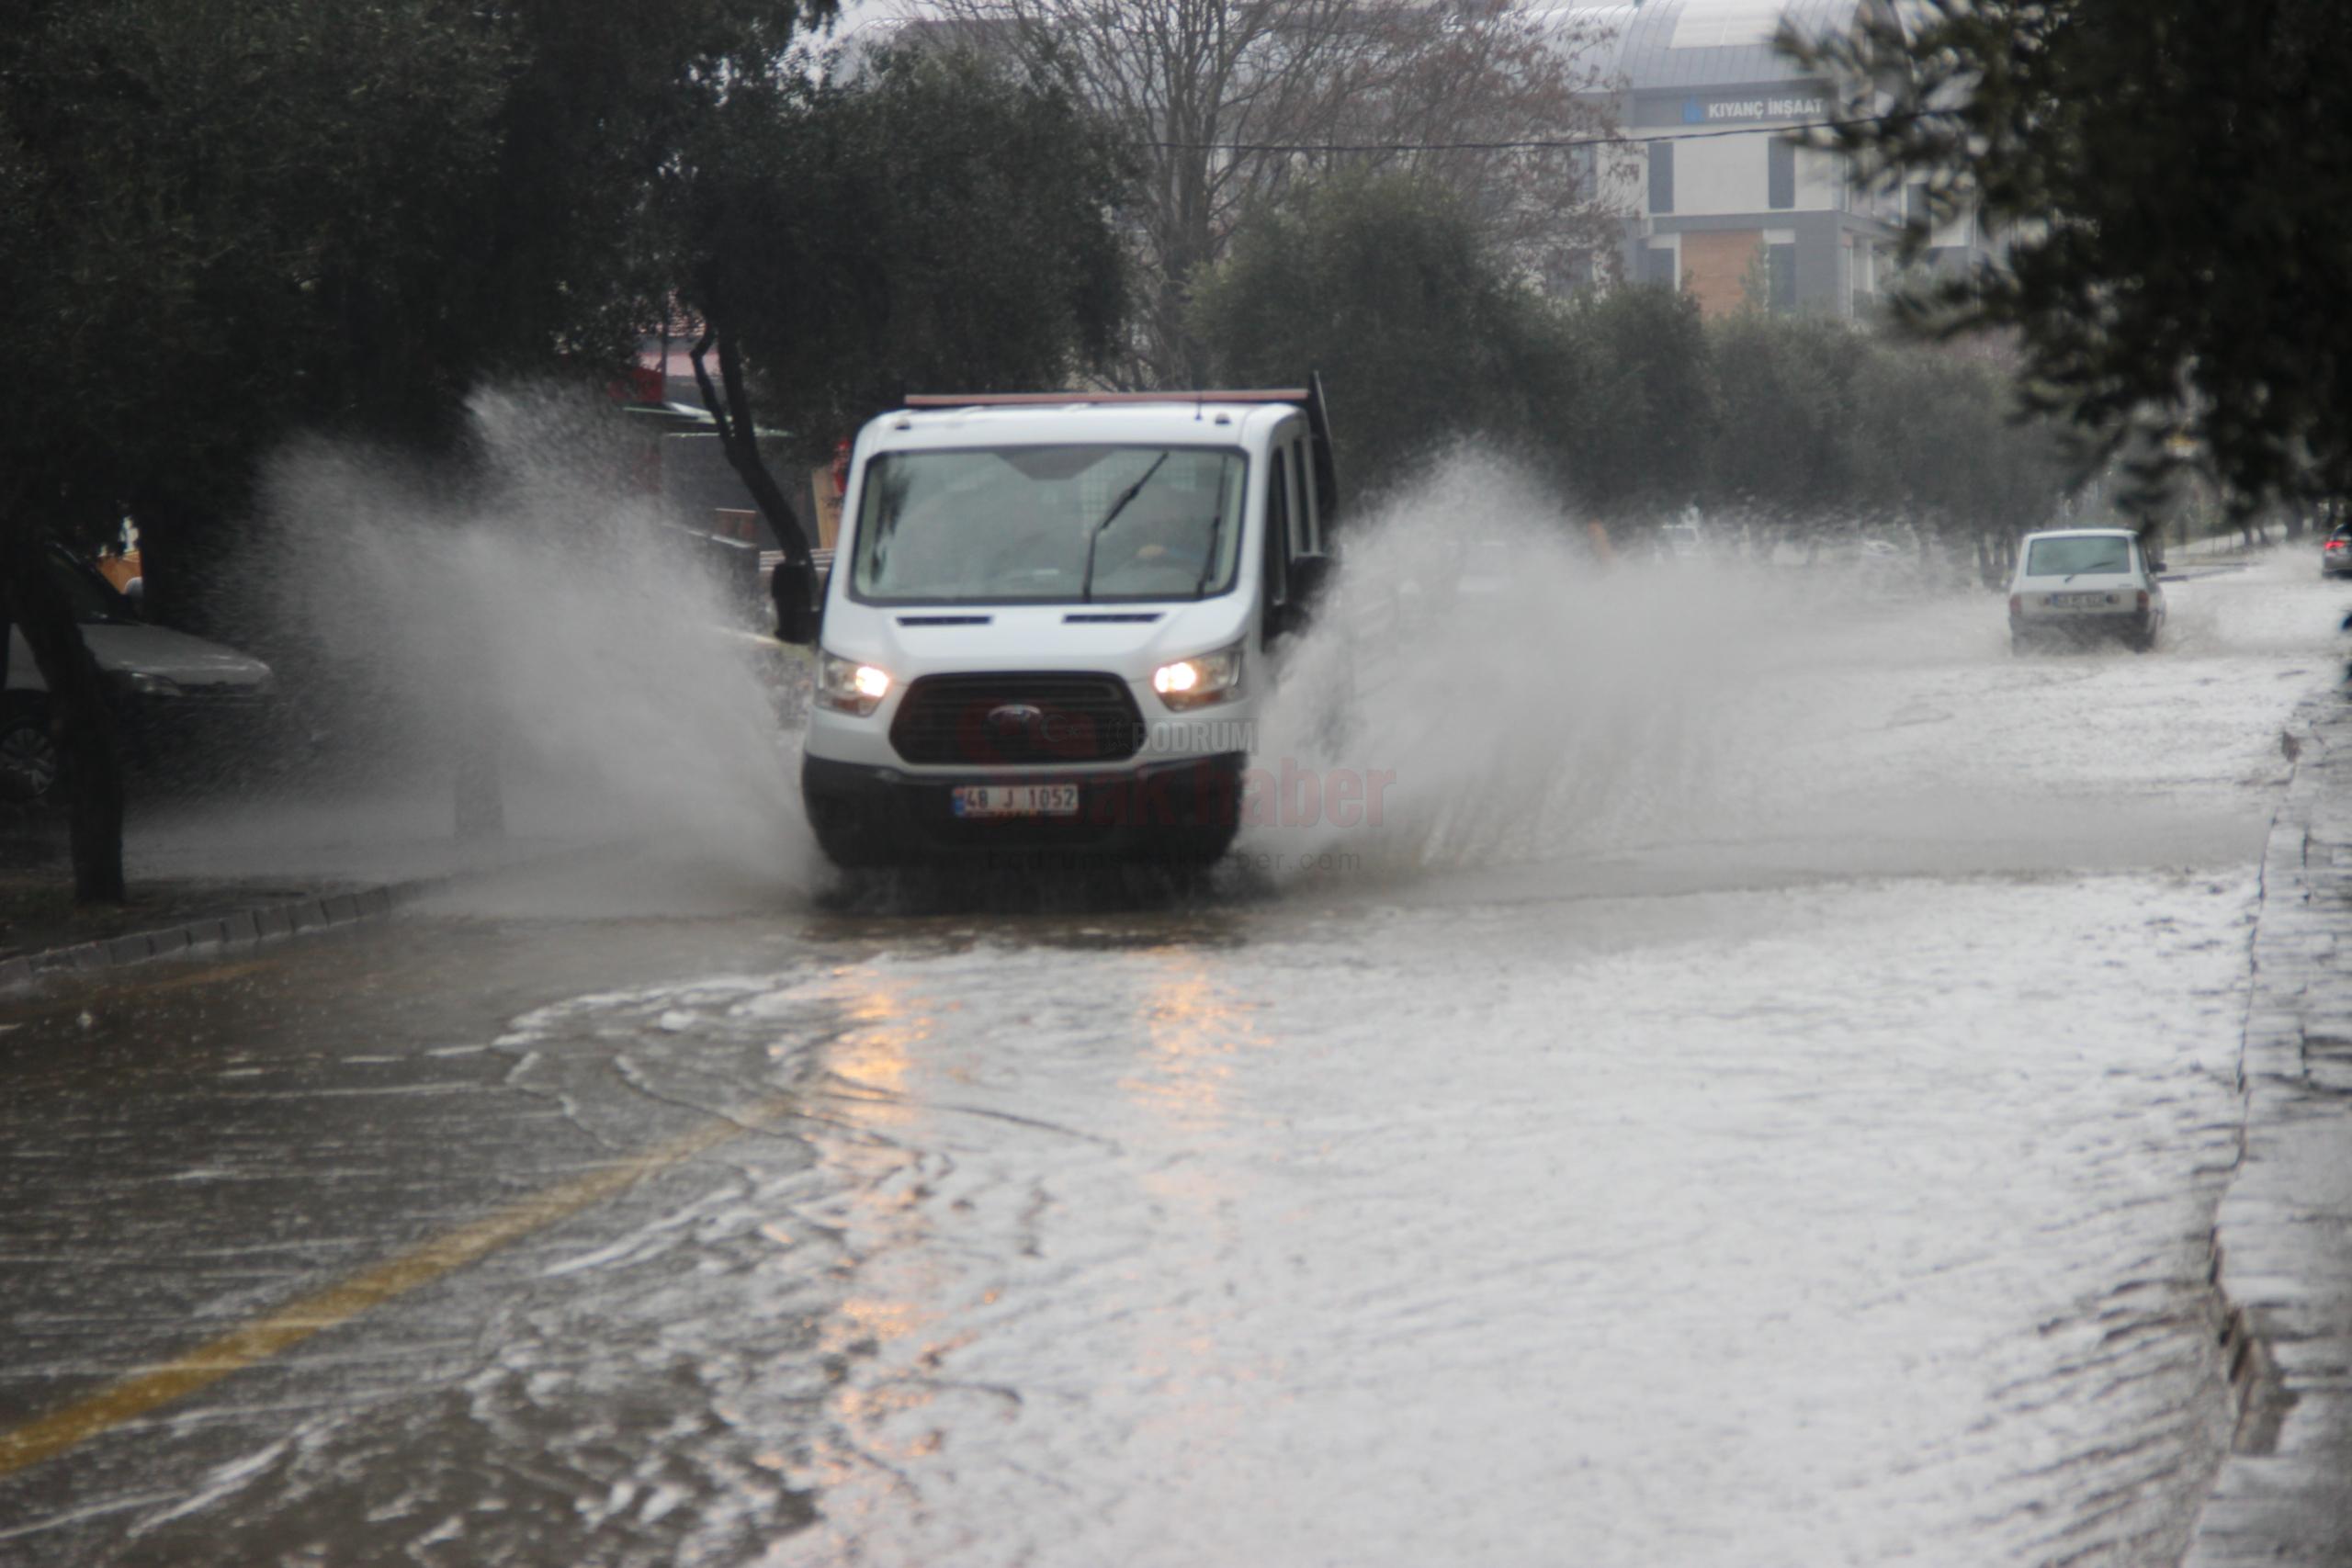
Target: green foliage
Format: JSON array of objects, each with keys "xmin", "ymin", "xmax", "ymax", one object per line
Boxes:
[
  {"xmin": 1847, "ymin": 346, "xmax": 2071, "ymax": 536},
  {"xmin": 1550, "ymin": 286, "xmax": 1717, "ymax": 518},
  {"xmin": 0, "ymin": 0, "xmax": 830, "ymax": 897},
  {"xmin": 1709, "ymin": 311, "xmax": 1864, "ymax": 515},
  {"xmin": 1707, "ymin": 310, "xmax": 2066, "ymax": 536},
  {"xmin": 680, "ymin": 48, "xmax": 1133, "ymax": 463},
  {"xmin": 1189, "ymin": 173, "xmax": 1573, "ymax": 499},
  {"xmin": 1192, "ymin": 169, "xmax": 2065, "ymax": 537},
  {"xmin": 0, "ymin": 0, "xmax": 830, "ymax": 531},
  {"xmin": 1786, "ymin": 0, "xmax": 2352, "ymax": 513}
]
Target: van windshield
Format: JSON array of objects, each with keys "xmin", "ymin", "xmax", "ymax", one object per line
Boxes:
[
  {"xmin": 850, "ymin": 446, "xmax": 1249, "ymax": 604},
  {"xmin": 2026, "ymin": 536, "xmax": 2132, "ymax": 577}
]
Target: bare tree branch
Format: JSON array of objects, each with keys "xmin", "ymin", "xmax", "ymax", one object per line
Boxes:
[{"xmin": 921, "ymin": 0, "xmax": 1633, "ymax": 384}]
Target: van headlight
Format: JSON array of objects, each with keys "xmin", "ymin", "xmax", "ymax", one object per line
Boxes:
[
  {"xmin": 816, "ymin": 650, "xmax": 893, "ymax": 716},
  {"xmin": 1151, "ymin": 641, "xmax": 1243, "ymax": 711}
]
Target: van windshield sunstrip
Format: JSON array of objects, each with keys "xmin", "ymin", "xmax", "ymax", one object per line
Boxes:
[{"xmin": 850, "ymin": 445, "xmax": 1249, "ymax": 605}]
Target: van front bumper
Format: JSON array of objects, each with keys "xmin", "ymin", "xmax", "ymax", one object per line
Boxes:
[{"xmin": 802, "ymin": 751, "xmax": 1247, "ymax": 866}]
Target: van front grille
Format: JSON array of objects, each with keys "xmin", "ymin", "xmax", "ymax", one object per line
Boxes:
[{"xmin": 889, "ymin": 672, "xmax": 1143, "ymax": 766}]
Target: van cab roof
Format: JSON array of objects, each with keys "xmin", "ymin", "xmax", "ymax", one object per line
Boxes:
[{"xmin": 873, "ymin": 395, "xmax": 1305, "ymax": 451}]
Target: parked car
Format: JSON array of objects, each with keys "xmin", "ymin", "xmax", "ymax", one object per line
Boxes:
[
  {"xmin": 2007, "ymin": 527, "xmax": 2166, "ymax": 653},
  {"xmin": 2323, "ymin": 525, "xmax": 2352, "ymax": 578},
  {"xmin": 1, "ymin": 545, "xmax": 276, "ymax": 805}
]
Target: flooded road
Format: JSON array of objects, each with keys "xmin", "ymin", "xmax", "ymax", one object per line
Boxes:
[{"xmin": 0, "ymin": 552, "xmax": 2342, "ymax": 1565}]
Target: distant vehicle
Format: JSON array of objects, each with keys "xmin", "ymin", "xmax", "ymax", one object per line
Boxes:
[
  {"xmin": 1, "ymin": 545, "xmax": 276, "ymax": 806},
  {"xmin": 796, "ymin": 384, "xmax": 1338, "ymax": 869},
  {"xmin": 1453, "ymin": 538, "xmax": 1518, "ymax": 600},
  {"xmin": 2007, "ymin": 527, "xmax": 2166, "ymax": 653},
  {"xmin": 2324, "ymin": 525, "xmax": 2352, "ymax": 578},
  {"xmin": 1658, "ymin": 521, "xmax": 1704, "ymax": 560}
]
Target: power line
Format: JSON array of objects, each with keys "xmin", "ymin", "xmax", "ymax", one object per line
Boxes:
[{"xmin": 1139, "ymin": 109, "xmax": 1915, "ymax": 155}]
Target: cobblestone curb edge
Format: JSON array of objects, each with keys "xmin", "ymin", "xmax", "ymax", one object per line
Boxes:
[{"xmin": 2188, "ymin": 679, "xmax": 2352, "ymax": 1566}]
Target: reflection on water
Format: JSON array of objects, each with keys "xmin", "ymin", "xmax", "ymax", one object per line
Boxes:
[
  {"xmin": 1116, "ymin": 957, "xmax": 1279, "ymax": 1477},
  {"xmin": 797, "ymin": 967, "xmax": 956, "ymax": 1501},
  {"xmin": 822, "ymin": 972, "xmax": 929, "ymax": 1125},
  {"xmin": 1118, "ymin": 955, "xmax": 1263, "ymax": 1131},
  {"xmin": 814, "ymin": 861, "xmax": 1245, "ymax": 919}
]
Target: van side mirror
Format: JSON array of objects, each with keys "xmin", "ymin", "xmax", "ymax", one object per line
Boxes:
[
  {"xmin": 771, "ymin": 559, "xmax": 819, "ymax": 647},
  {"xmin": 122, "ymin": 578, "xmax": 146, "ymax": 616}
]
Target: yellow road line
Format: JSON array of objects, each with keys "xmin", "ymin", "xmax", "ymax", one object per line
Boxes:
[{"xmin": 0, "ymin": 1098, "xmax": 791, "ymax": 1480}]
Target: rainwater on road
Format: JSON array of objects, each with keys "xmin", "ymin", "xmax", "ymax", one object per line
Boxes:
[{"xmin": 0, "ymin": 548, "xmax": 2343, "ymax": 1567}]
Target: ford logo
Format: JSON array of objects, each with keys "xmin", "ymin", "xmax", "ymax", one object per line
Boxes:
[{"xmin": 987, "ymin": 703, "xmax": 1046, "ymax": 734}]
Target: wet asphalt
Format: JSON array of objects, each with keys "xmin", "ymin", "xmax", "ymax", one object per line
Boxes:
[{"xmin": 0, "ymin": 558, "xmax": 2344, "ymax": 1566}]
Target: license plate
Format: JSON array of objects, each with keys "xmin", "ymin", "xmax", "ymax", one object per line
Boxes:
[
  {"xmin": 951, "ymin": 783, "xmax": 1081, "ymax": 818},
  {"xmin": 2048, "ymin": 592, "xmax": 2113, "ymax": 608}
]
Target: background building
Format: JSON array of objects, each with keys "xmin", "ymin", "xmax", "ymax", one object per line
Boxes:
[{"xmin": 1554, "ymin": 0, "xmax": 1994, "ymax": 317}]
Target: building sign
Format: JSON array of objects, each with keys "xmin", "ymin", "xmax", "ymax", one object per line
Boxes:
[{"xmin": 1680, "ymin": 94, "xmax": 1829, "ymax": 124}]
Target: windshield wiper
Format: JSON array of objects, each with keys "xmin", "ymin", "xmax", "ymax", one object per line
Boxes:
[
  {"xmin": 1194, "ymin": 510, "xmax": 1223, "ymax": 598},
  {"xmin": 1079, "ymin": 453, "xmax": 1168, "ymax": 603}
]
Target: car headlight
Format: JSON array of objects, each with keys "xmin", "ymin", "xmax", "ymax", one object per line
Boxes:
[
  {"xmin": 1151, "ymin": 641, "xmax": 1244, "ymax": 711},
  {"xmin": 816, "ymin": 650, "xmax": 893, "ymax": 716}
]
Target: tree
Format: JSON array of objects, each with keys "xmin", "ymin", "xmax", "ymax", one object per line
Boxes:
[
  {"xmin": 1787, "ymin": 0, "xmax": 2352, "ymax": 514},
  {"xmin": 1845, "ymin": 340, "xmax": 2071, "ymax": 576},
  {"xmin": 0, "ymin": 0, "xmax": 506, "ymax": 899},
  {"xmin": 1551, "ymin": 285, "xmax": 1717, "ymax": 521},
  {"xmin": 677, "ymin": 44, "xmax": 1133, "ymax": 557},
  {"xmin": 0, "ymin": 0, "xmax": 830, "ymax": 901},
  {"xmin": 1189, "ymin": 171, "xmax": 1574, "ymax": 501},
  {"xmin": 922, "ymin": 0, "xmax": 1630, "ymax": 386},
  {"xmin": 1706, "ymin": 310, "xmax": 1865, "ymax": 524}
]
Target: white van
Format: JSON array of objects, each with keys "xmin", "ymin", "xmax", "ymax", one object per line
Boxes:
[
  {"xmin": 792, "ymin": 388, "xmax": 1336, "ymax": 867},
  {"xmin": 2007, "ymin": 526, "xmax": 2165, "ymax": 653}
]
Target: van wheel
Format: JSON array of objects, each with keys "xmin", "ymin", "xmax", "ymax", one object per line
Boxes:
[
  {"xmin": 0, "ymin": 696, "xmax": 60, "ymax": 806},
  {"xmin": 807, "ymin": 795, "xmax": 891, "ymax": 869},
  {"xmin": 1150, "ymin": 823, "xmax": 1238, "ymax": 869}
]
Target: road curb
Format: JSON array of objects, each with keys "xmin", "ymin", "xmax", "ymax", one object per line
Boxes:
[
  {"xmin": 2188, "ymin": 675, "xmax": 2352, "ymax": 1566},
  {"xmin": 0, "ymin": 842, "xmax": 616, "ymax": 994}
]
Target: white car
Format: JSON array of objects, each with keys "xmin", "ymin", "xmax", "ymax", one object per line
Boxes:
[
  {"xmin": 2, "ymin": 546, "xmax": 277, "ymax": 805},
  {"xmin": 2007, "ymin": 527, "xmax": 2165, "ymax": 653}
]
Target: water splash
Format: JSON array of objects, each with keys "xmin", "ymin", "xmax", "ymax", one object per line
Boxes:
[
  {"xmin": 1250, "ymin": 450, "xmax": 1777, "ymax": 880},
  {"xmin": 215, "ymin": 385, "xmax": 823, "ymax": 902}
]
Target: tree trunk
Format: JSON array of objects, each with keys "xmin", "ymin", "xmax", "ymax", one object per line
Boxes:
[
  {"xmin": 687, "ymin": 321, "xmax": 812, "ymax": 568},
  {"xmin": 689, "ymin": 314, "xmax": 825, "ymax": 643},
  {"xmin": 0, "ymin": 501, "xmax": 127, "ymax": 904}
]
